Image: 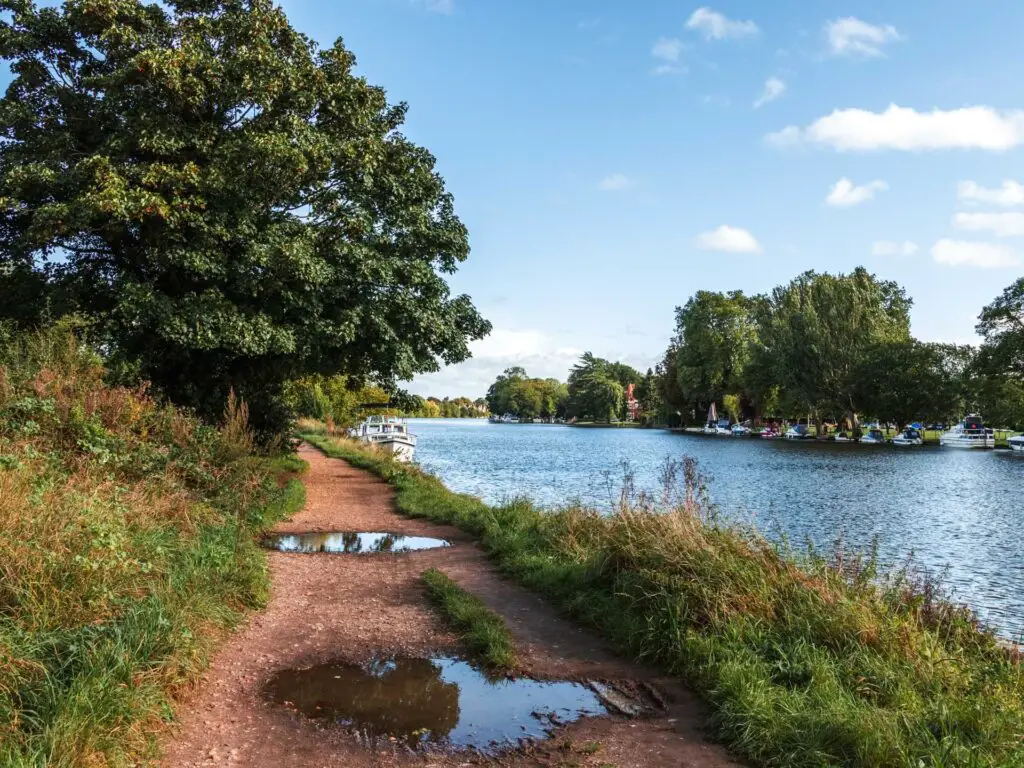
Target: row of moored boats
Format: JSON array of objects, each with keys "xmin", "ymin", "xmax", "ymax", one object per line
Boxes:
[{"xmin": 703, "ymin": 408, "xmax": 1024, "ymax": 451}]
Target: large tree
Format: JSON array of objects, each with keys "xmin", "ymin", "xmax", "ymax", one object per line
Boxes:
[
  {"xmin": 0, "ymin": 0, "xmax": 489, "ymax": 436},
  {"xmin": 753, "ymin": 268, "xmax": 911, "ymax": 425},
  {"xmin": 666, "ymin": 290, "xmax": 758, "ymax": 420},
  {"xmin": 977, "ymin": 277, "xmax": 1024, "ymax": 378}
]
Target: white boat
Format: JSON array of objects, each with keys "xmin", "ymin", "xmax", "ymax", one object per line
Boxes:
[
  {"xmin": 784, "ymin": 424, "xmax": 811, "ymax": 440},
  {"xmin": 834, "ymin": 431, "xmax": 854, "ymax": 443},
  {"xmin": 940, "ymin": 414, "xmax": 993, "ymax": 449},
  {"xmin": 731, "ymin": 424, "xmax": 752, "ymax": 436},
  {"xmin": 892, "ymin": 428, "xmax": 924, "ymax": 447},
  {"xmin": 1008, "ymin": 435, "xmax": 1024, "ymax": 453},
  {"xmin": 860, "ymin": 428, "xmax": 887, "ymax": 445},
  {"xmin": 356, "ymin": 415, "xmax": 417, "ymax": 461}
]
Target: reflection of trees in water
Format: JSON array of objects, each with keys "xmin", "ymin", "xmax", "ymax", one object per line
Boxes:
[
  {"xmin": 372, "ymin": 534, "xmax": 398, "ymax": 552},
  {"xmin": 342, "ymin": 532, "xmax": 362, "ymax": 553},
  {"xmin": 267, "ymin": 658, "xmax": 460, "ymax": 744}
]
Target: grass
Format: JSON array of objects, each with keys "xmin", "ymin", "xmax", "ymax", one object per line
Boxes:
[
  {"xmin": 0, "ymin": 327, "xmax": 307, "ymax": 767},
  {"xmin": 421, "ymin": 568, "xmax": 517, "ymax": 671},
  {"xmin": 303, "ymin": 431, "xmax": 1024, "ymax": 768}
]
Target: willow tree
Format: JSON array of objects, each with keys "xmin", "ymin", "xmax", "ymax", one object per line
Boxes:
[
  {"xmin": 753, "ymin": 268, "xmax": 911, "ymax": 426},
  {"xmin": 0, "ymin": 0, "xmax": 489, "ymax": 436}
]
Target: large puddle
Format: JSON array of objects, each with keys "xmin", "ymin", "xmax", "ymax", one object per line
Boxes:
[
  {"xmin": 266, "ymin": 656, "xmax": 609, "ymax": 751},
  {"xmin": 264, "ymin": 532, "xmax": 450, "ymax": 554}
]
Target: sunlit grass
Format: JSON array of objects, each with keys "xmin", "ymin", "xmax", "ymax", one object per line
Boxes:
[{"xmin": 0, "ymin": 327, "xmax": 307, "ymax": 766}]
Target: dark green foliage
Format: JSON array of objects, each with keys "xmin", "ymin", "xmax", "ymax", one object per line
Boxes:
[
  {"xmin": 567, "ymin": 353, "xmax": 641, "ymax": 422},
  {"xmin": 307, "ymin": 435, "xmax": 1024, "ymax": 768},
  {"xmin": 421, "ymin": 568, "xmax": 517, "ymax": 671},
  {"xmin": 0, "ymin": 0, "xmax": 489, "ymax": 439}
]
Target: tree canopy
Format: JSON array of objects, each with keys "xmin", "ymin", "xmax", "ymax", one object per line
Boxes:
[{"xmin": 0, "ymin": 0, "xmax": 489, "ymax": 436}]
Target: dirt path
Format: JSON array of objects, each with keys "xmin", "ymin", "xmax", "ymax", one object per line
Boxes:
[{"xmin": 160, "ymin": 443, "xmax": 741, "ymax": 768}]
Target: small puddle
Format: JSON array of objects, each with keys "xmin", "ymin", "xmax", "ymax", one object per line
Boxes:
[
  {"xmin": 263, "ymin": 532, "xmax": 450, "ymax": 554},
  {"xmin": 266, "ymin": 657, "xmax": 609, "ymax": 752}
]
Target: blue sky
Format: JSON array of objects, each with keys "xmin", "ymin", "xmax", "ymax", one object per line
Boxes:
[{"xmin": 91, "ymin": 1, "xmax": 1024, "ymax": 395}]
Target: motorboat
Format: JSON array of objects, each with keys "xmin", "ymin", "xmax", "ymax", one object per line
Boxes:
[
  {"xmin": 860, "ymin": 428, "xmax": 887, "ymax": 445},
  {"xmin": 892, "ymin": 428, "xmax": 924, "ymax": 447},
  {"xmin": 1008, "ymin": 435, "xmax": 1024, "ymax": 453},
  {"xmin": 784, "ymin": 424, "xmax": 812, "ymax": 440},
  {"xmin": 940, "ymin": 414, "xmax": 994, "ymax": 449},
  {"xmin": 355, "ymin": 415, "xmax": 417, "ymax": 461},
  {"xmin": 834, "ymin": 431, "xmax": 854, "ymax": 443},
  {"xmin": 759, "ymin": 425, "xmax": 780, "ymax": 439},
  {"xmin": 731, "ymin": 423, "xmax": 752, "ymax": 436}
]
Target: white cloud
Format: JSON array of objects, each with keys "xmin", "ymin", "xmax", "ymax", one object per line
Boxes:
[
  {"xmin": 753, "ymin": 77, "xmax": 786, "ymax": 109},
  {"xmin": 825, "ymin": 177, "xmax": 888, "ymax": 207},
  {"xmin": 414, "ymin": 0, "xmax": 453, "ymax": 13},
  {"xmin": 953, "ymin": 212, "xmax": 1024, "ymax": 237},
  {"xmin": 652, "ymin": 63, "xmax": 686, "ymax": 76},
  {"xmin": 872, "ymin": 240, "xmax": 918, "ymax": 256},
  {"xmin": 686, "ymin": 7, "xmax": 759, "ymax": 40},
  {"xmin": 931, "ymin": 239, "xmax": 1022, "ymax": 269},
  {"xmin": 695, "ymin": 225, "xmax": 762, "ymax": 253},
  {"xmin": 825, "ymin": 17, "xmax": 902, "ymax": 57},
  {"xmin": 652, "ymin": 36, "xmax": 684, "ymax": 61},
  {"xmin": 407, "ymin": 328, "xmax": 657, "ymax": 398},
  {"xmin": 767, "ymin": 105, "xmax": 1024, "ymax": 152},
  {"xmin": 958, "ymin": 180, "xmax": 1024, "ymax": 206},
  {"xmin": 598, "ymin": 173, "xmax": 631, "ymax": 192}
]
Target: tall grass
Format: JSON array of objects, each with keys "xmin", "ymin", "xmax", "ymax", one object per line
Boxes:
[
  {"xmin": 0, "ymin": 327, "xmax": 307, "ymax": 766},
  {"xmin": 304, "ymin": 433, "xmax": 1024, "ymax": 768}
]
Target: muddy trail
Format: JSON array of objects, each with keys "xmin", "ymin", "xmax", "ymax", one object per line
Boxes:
[{"xmin": 161, "ymin": 443, "xmax": 741, "ymax": 768}]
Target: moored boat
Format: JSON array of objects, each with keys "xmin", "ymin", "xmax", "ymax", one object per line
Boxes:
[
  {"xmin": 356, "ymin": 415, "xmax": 417, "ymax": 461},
  {"xmin": 940, "ymin": 414, "xmax": 994, "ymax": 449},
  {"xmin": 731, "ymin": 423, "xmax": 752, "ymax": 436},
  {"xmin": 892, "ymin": 427, "xmax": 924, "ymax": 447},
  {"xmin": 860, "ymin": 428, "xmax": 887, "ymax": 445},
  {"xmin": 784, "ymin": 424, "xmax": 811, "ymax": 440},
  {"xmin": 1009, "ymin": 435, "xmax": 1024, "ymax": 453}
]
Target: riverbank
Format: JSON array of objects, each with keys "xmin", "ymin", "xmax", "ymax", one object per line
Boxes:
[
  {"xmin": 162, "ymin": 443, "xmax": 738, "ymax": 767},
  {"xmin": 0, "ymin": 331, "xmax": 307, "ymax": 766},
  {"xmin": 305, "ymin": 433, "xmax": 1024, "ymax": 768}
]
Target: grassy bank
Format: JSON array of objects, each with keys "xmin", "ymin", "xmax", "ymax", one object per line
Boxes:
[
  {"xmin": 422, "ymin": 568, "xmax": 517, "ymax": 671},
  {"xmin": 0, "ymin": 329, "xmax": 306, "ymax": 767},
  {"xmin": 304, "ymin": 433, "xmax": 1024, "ymax": 768}
]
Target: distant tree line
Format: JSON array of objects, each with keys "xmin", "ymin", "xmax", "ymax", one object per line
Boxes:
[
  {"xmin": 657, "ymin": 268, "xmax": 1024, "ymax": 431},
  {"xmin": 484, "ymin": 355, "xmax": 663, "ymax": 424}
]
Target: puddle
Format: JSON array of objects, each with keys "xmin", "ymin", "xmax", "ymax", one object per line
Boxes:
[
  {"xmin": 265, "ymin": 656, "xmax": 609, "ymax": 752},
  {"xmin": 263, "ymin": 532, "xmax": 450, "ymax": 554}
]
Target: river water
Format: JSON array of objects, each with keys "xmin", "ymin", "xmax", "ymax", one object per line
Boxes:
[{"xmin": 410, "ymin": 419, "xmax": 1024, "ymax": 639}]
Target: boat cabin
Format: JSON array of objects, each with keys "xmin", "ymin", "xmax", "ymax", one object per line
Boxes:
[{"xmin": 360, "ymin": 415, "xmax": 409, "ymax": 437}]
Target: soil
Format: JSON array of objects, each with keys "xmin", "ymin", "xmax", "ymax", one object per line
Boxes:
[{"xmin": 160, "ymin": 443, "xmax": 742, "ymax": 768}]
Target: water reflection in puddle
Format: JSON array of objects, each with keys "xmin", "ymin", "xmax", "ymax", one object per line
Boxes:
[
  {"xmin": 266, "ymin": 657, "xmax": 607, "ymax": 751},
  {"xmin": 264, "ymin": 532, "xmax": 450, "ymax": 554}
]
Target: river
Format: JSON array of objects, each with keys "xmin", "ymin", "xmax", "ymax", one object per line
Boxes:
[{"xmin": 410, "ymin": 418, "xmax": 1024, "ymax": 640}]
